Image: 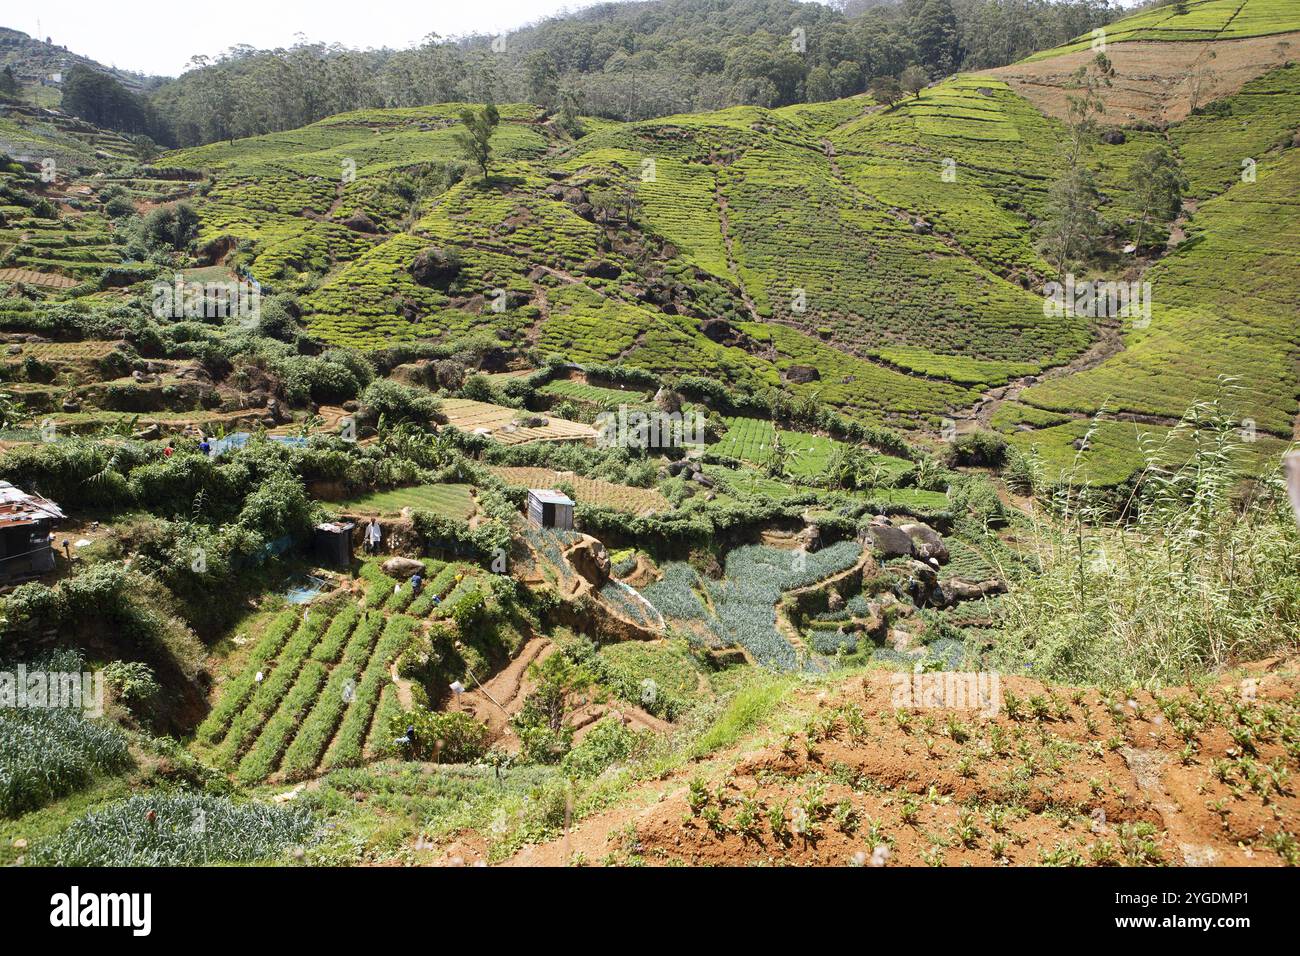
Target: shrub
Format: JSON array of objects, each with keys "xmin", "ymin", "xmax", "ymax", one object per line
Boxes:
[
  {"xmin": 992, "ymin": 406, "xmax": 1300, "ymax": 685},
  {"xmin": 361, "ymin": 378, "xmax": 442, "ymax": 426},
  {"xmin": 560, "ymin": 716, "xmax": 645, "ymax": 779},
  {"xmin": 949, "ymin": 430, "xmax": 1008, "ymax": 468},
  {"xmin": 387, "ymin": 709, "xmax": 489, "ymax": 763}
]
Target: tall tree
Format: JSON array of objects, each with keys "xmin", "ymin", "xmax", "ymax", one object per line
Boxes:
[
  {"xmin": 869, "ymin": 73, "xmax": 904, "ymax": 108},
  {"xmin": 524, "ymin": 50, "xmax": 559, "ymax": 111},
  {"xmin": 1039, "ymin": 165, "xmax": 1105, "ymax": 280},
  {"xmin": 453, "ymin": 103, "xmax": 500, "ymax": 182},
  {"xmin": 910, "ymin": 0, "xmax": 961, "ymax": 77},
  {"xmin": 1127, "ymin": 147, "xmax": 1187, "ymax": 253},
  {"xmin": 900, "ymin": 63, "xmax": 929, "ymax": 97},
  {"xmin": 1063, "ymin": 52, "xmax": 1113, "ymax": 170}
]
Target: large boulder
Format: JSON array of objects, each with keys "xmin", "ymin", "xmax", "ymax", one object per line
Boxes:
[
  {"xmin": 863, "ymin": 523, "xmax": 914, "ymax": 560},
  {"xmin": 900, "ymin": 521, "xmax": 949, "ymax": 564},
  {"xmin": 943, "ymin": 577, "xmax": 1005, "ymax": 603},
  {"xmin": 904, "ymin": 559, "xmax": 943, "ymax": 608},
  {"xmin": 409, "ymin": 248, "xmax": 461, "ymax": 288},
  {"xmin": 654, "ymin": 387, "xmax": 683, "ymax": 414},
  {"xmin": 382, "ymin": 556, "xmax": 425, "ymax": 579},
  {"xmin": 580, "ymin": 259, "xmax": 621, "ymax": 280},
  {"xmin": 342, "ymin": 210, "xmax": 379, "ymax": 233},
  {"xmin": 784, "ymin": 364, "xmax": 821, "ymax": 384}
]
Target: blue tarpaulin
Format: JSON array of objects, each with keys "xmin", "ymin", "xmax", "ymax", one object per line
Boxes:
[{"xmin": 208, "ymin": 432, "xmax": 310, "ymax": 457}]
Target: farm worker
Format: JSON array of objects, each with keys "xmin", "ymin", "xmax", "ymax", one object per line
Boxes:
[
  {"xmin": 163, "ymin": 445, "xmax": 174, "ymax": 457},
  {"xmin": 410, "ymin": 574, "xmax": 423, "ymax": 596},
  {"xmin": 199, "ymin": 438, "xmax": 211, "ymax": 455},
  {"xmin": 364, "ymin": 518, "xmax": 382, "ymax": 555}
]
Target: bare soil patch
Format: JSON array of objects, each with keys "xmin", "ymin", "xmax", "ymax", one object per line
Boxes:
[{"xmin": 983, "ymin": 33, "xmax": 1300, "ymax": 126}]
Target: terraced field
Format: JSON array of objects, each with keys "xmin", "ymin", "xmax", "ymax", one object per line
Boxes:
[
  {"xmin": 1025, "ymin": 0, "xmax": 1300, "ymax": 61},
  {"xmin": 488, "ymin": 465, "xmax": 669, "ymax": 514},
  {"xmin": 1017, "ymin": 146, "xmax": 1300, "ymax": 443},
  {"xmin": 193, "ymin": 559, "xmax": 490, "ymax": 784},
  {"xmin": 710, "ymin": 417, "xmax": 912, "ymax": 482},
  {"xmin": 642, "ymin": 541, "xmax": 865, "ymax": 670},
  {"xmin": 333, "ymin": 483, "xmax": 476, "ymax": 520},
  {"xmin": 440, "ymin": 398, "xmax": 598, "ymax": 445},
  {"xmin": 538, "ymin": 377, "xmax": 653, "ymax": 408}
]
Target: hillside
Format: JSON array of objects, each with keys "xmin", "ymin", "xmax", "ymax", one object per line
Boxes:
[
  {"xmin": 0, "ymin": 27, "xmax": 158, "ymax": 106},
  {"xmin": 157, "ymin": 0, "xmax": 1300, "ymax": 487}
]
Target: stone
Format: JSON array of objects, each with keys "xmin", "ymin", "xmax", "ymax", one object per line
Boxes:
[
  {"xmin": 943, "ymin": 577, "xmax": 1006, "ymax": 603},
  {"xmin": 580, "ymin": 259, "xmax": 621, "ymax": 279},
  {"xmin": 864, "ymin": 523, "xmax": 914, "ymax": 559},
  {"xmin": 343, "ymin": 210, "xmax": 379, "ymax": 233},
  {"xmin": 565, "ymin": 535, "xmax": 611, "ymax": 587},
  {"xmin": 409, "ymin": 248, "xmax": 461, "ymax": 288},
  {"xmin": 784, "ymin": 364, "xmax": 821, "ymax": 384},
  {"xmin": 900, "ymin": 522, "xmax": 949, "ymax": 564},
  {"xmin": 382, "ymin": 557, "xmax": 425, "ymax": 578}
]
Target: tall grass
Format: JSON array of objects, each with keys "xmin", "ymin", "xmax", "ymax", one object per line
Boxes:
[
  {"xmin": 993, "ymin": 398, "xmax": 1300, "ymax": 687},
  {"xmin": 0, "ymin": 708, "xmax": 133, "ymax": 817}
]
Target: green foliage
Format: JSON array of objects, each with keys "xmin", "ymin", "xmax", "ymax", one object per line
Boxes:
[
  {"xmin": 387, "ymin": 708, "xmax": 489, "ymax": 763},
  {"xmin": 0, "ymin": 706, "xmax": 133, "ymax": 817},
  {"xmin": 992, "ymin": 403, "xmax": 1300, "ymax": 685},
  {"xmin": 454, "ymin": 104, "xmax": 500, "ymax": 181},
  {"xmin": 560, "ymin": 717, "xmax": 646, "ymax": 779},
  {"xmin": 360, "ymin": 378, "xmax": 441, "ymax": 426},
  {"xmin": 29, "ymin": 793, "xmax": 315, "ymax": 866}
]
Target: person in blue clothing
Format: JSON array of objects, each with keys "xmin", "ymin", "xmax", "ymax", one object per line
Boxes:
[
  {"xmin": 198, "ymin": 438, "xmax": 211, "ymax": 455},
  {"xmin": 410, "ymin": 573, "xmax": 423, "ymax": 596}
]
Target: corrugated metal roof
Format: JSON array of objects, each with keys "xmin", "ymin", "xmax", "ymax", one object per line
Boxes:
[
  {"xmin": 0, "ymin": 482, "xmax": 64, "ymax": 523},
  {"xmin": 528, "ymin": 489, "xmax": 574, "ymax": 506}
]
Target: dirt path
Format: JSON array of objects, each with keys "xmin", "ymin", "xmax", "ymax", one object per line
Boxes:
[
  {"xmin": 967, "ymin": 319, "xmax": 1126, "ymax": 431},
  {"xmin": 715, "ymin": 181, "xmax": 762, "ymax": 323},
  {"xmin": 458, "ymin": 637, "xmax": 555, "ymax": 743}
]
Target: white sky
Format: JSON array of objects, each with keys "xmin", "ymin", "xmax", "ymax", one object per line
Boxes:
[
  {"xmin": 16, "ymin": 0, "xmax": 634, "ymax": 77},
  {"xmin": 15, "ymin": 0, "xmax": 1147, "ymax": 79}
]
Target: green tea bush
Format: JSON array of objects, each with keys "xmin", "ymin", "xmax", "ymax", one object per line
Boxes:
[
  {"xmin": 385, "ymin": 708, "xmax": 489, "ymax": 762},
  {"xmin": 559, "ymin": 716, "xmax": 646, "ymax": 779}
]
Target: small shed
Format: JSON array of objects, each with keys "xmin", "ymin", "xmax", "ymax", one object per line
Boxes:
[
  {"xmin": 527, "ymin": 489, "xmax": 574, "ymax": 530},
  {"xmin": 313, "ymin": 520, "xmax": 355, "ymax": 569},
  {"xmin": 0, "ymin": 482, "xmax": 64, "ymax": 581}
]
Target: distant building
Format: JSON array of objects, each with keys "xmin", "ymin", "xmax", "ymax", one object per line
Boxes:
[
  {"xmin": 527, "ymin": 489, "xmax": 574, "ymax": 530},
  {"xmin": 0, "ymin": 482, "xmax": 64, "ymax": 581}
]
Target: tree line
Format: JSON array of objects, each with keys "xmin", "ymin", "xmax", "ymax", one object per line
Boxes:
[{"xmin": 56, "ymin": 0, "xmax": 1120, "ymax": 148}]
